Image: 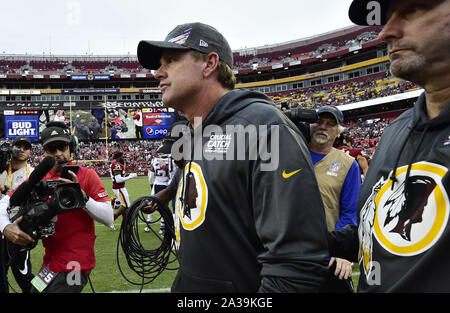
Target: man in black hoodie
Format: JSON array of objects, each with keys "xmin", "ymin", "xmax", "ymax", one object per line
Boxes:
[
  {"xmin": 328, "ymin": 0, "xmax": 450, "ymax": 292},
  {"xmin": 137, "ymin": 22, "xmax": 329, "ymax": 292}
]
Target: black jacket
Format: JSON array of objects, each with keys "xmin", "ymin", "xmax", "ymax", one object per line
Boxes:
[
  {"xmin": 171, "ymin": 88, "xmax": 329, "ymax": 293},
  {"xmin": 329, "ymin": 93, "xmax": 450, "ymax": 292}
]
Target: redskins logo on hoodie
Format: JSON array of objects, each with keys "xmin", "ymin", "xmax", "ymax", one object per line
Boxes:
[
  {"xmin": 174, "ymin": 162, "xmax": 209, "ymax": 245},
  {"xmin": 359, "ymin": 161, "xmax": 449, "ymax": 279}
]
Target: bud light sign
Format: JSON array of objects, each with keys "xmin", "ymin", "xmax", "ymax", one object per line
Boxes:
[
  {"xmin": 143, "ymin": 125, "xmax": 170, "ymax": 139},
  {"xmin": 4, "ymin": 114, "xmax": 39, "ymax": 141}
]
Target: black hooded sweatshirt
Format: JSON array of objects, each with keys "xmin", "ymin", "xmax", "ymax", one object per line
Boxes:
[
  {"xmin": 171, "ymin": 88, "xmax": 329, "ymax": 293},
  {"xmin": 329, "ymin": 92, "xmax": 450, "ymax": 292}
]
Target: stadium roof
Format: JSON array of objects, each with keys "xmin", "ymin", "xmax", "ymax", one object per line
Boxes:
[
  {"xmin": 339, "ymin": 89, "xmax": 424, "ymax": 112},
  {"xmin": 234, "ymin": 25, "xmax": 360, "ymax": 52}
]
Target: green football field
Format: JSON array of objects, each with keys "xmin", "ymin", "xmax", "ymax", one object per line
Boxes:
[
  {"xmin": 7, "ymin": 176, "xmax": 178, "ymax": 293},
  {"xmin": 7, "ymin": 176, "xmax": 360, "ymax": 293}
]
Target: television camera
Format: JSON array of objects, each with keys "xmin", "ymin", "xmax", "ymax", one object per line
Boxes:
[
  {"xmin": 281, "ymin": 106, "xmax": 319, "ymax": 142},
  {"xmin": 7, "ymin": 156, "xmax": 86, "ymax": 250},
  {"xmin": 0, "ymin": 140, "xmax": 23, "ymax": 174}
]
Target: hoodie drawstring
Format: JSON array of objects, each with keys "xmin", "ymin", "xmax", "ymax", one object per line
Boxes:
[
  {"xmin": 390, "ymin": 123, "xmax": 430, "ymax": 190},
  {"xmin": 180, "ymin": 127, "xmax": 195, "ymax": 215},
  {"xmin": 404, "ymin": 124, "xmax": 430, "ymax": 186},
  {"xmin": 390, "ymin": 125, "xmax": 414, "ymax": 190}
]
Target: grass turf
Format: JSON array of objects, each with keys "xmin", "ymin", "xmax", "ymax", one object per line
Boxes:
[{"xmin": 7, "ymin": 176, "xmax": 178, "ymax": 293}]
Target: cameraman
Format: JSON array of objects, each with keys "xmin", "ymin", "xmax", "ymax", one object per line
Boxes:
[
  {"xmin": 0, "ymin": 122, "xmax": 114, "ymax": 293},
  {"xmin": 0, "ymin": 136, "xmax": 35, "ymax": 293}
]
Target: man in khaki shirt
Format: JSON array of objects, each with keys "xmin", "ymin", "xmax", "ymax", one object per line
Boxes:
[{"xmin": 308, "ymin": 106, "xmax": 361, "ymax": 292}]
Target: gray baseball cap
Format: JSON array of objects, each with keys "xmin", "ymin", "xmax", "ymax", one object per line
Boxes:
[
  {"xmin": 138, "ymin": 22, "xmax": 234, "ymax": 70},
  {"xmin": 317, "ymin": 105, "xmax": 344, "ymax": 124}
]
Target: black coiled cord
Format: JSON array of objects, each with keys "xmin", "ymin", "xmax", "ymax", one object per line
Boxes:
[{"xmin": 116, "ymin": 196, "xmax": 178, "ymax": 288}]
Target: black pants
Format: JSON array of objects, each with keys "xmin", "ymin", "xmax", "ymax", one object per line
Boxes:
[
  {"xmin": 135, "ymin": 126, "xmax": 143, "ymax": 139},
  {"xmin": 319, "ymin": 261, "xmax": 355, "ymax": 293},
  {"xmin": 0, "ymin": 238, "xmax": 34, "ymax": 293},
  {"xmin": 0, "ymin": 264, "xmax": 8, "ymax": 293},
  {"xmin": 9, "ymin": 249, "xmax": 34, "ymax": 293},
  {"xmin": 31, "ymin": 271, "xmax": 88, "ymax": 293}
]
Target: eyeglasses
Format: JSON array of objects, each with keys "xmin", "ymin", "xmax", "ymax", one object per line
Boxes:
[{"xmin": 44, "ymin": 142, "xmax": 69, "ymax": 154}]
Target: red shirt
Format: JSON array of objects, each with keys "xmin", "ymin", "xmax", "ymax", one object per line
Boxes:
[
  {"xmin": 42, "ymin": 165, "xmax": 109, "ymax": 273},
  {"xmin": 132, "ymin": 113, "xmax": 141, "ymax": 121}
]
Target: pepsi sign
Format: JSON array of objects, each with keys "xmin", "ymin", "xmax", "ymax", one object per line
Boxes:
[{"xmin": 143, "ymin": 125, "xmax": 170, "ymax": 139}]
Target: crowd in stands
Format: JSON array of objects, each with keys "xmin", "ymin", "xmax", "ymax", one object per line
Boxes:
[
  {"xmin": 29, "ymin": 139, "xmax": 163, "ymax": 177},
  {"xmin": 272, "ymin": 76, "xmax": 419, "ymax": 109},
  {"xmin": 342, "ymin": 116, "xmax": 395, "ymax": 158},
  {"xmin": 0, "ymin": 58, "xmax": 148, "ymax": 77}
]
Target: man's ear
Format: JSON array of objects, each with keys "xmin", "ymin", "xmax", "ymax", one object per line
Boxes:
[{"xmin": 203, "ymin": 52, "xmax": 220, "ymax": 78}]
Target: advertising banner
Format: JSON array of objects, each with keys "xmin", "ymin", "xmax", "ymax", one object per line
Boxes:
[
  {"xmin": 143, "ymin": 112, "xmax": 175, "ymax": 126},
  {"xmin": 71, "ymin": 75, "xmax": 88, "ymax": 80},
  {"xmin": 0, "ymin": 99, "xmax": 165, "ymax": 110},
  {"xmin": 4, "ymin": 114, "xmax": 39, "ymax": 141},
  {"xmin": 143, "ymin": 125, "xmax": 170, "ymax": 139},
  {"xmin": 94, "ymin": 75, "xmax": 110, "ymax": 80}
]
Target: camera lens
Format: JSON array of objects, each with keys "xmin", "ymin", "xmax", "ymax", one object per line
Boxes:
[{"xmin": 58, "ymin": 188, "xmax": 77, "ymax": 209}]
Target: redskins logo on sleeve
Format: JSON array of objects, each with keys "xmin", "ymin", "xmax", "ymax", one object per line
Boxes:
[{"xmin": 359, "ymin": 161, "xmax": 449, "ymax": 279}]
